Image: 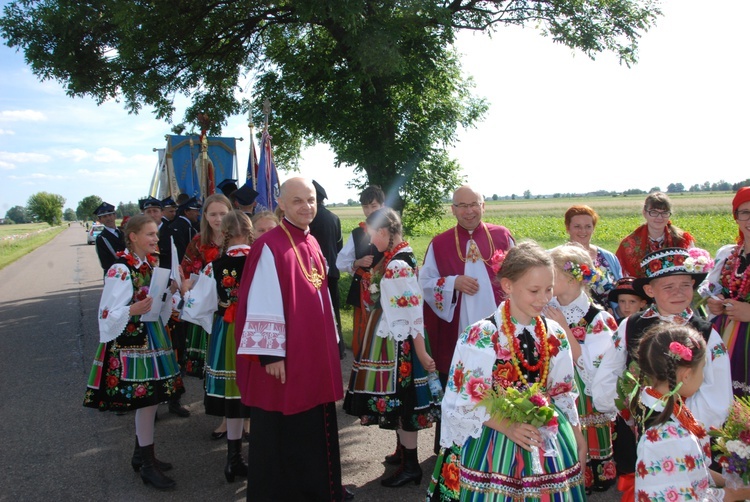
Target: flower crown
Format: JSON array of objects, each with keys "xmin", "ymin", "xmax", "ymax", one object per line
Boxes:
[
  {"xmin": 684, "ymin": 248, "xmax": 714, "ymax": 273},
  {"xmin": 490, "ymin": 249, "xmax": 506, "ymax": 275},
  {"xmin": 563, "ymin": 261, "xmax": 600, "ymax": 284},
  {"xmin": 667, "ymin": 341, "xmax": 693, "ymax": 362}
]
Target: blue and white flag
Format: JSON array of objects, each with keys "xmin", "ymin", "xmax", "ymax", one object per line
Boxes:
[{"xmin": 254, "ymin": 129, "xmax": 280, "ymax": 212}]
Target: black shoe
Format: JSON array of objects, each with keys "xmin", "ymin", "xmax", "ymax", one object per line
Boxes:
[
  {"xmin": 224, "ymin": 439, "xmax": 248, "ymax": 482},
  {"xmin": 381, "ymin": 447, "xmax": 422, "ymax": 488},
  {"xmin": 344, "ymin": 487, "xmax": 355, "ymax": 500},
  {"xmin": 131, "ymin": 436, "xmax": 172, "ymax": 472},
  {"xmin": 168, "ymin": 400, "xmax": 190, "ymax": 417},
  {"xmin": 139, "ymin": 444, "xmax": 176, "ymax": 490},
  {"xmin": 211, "ymin": 430, "xmax": 227, "ymax": 440},
  {"xmin": 384, "ymin": 435, "xmax": 403, "ymax": 465}
]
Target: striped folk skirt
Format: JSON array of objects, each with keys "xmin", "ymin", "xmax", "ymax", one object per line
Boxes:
[
  {"xmin": 575, "ymin": 370, "xmax": 616, "ymax": 490},
  {"xmin": 204, "ymin": 315, "xmax": 248, "ymax": 418}
]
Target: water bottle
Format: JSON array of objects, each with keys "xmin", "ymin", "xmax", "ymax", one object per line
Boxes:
[{"xmin": 427, "ymin": 371, "xmax": 444, "ymax": 401}]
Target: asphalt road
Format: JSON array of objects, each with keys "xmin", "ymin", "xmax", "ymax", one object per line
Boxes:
[{"xmin": 0, "ymin": 225, "xmax": 619, "ymax": 501}]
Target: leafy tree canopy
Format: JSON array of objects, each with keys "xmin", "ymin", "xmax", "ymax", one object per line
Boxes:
[
  {"xmin": 27, "ymin": 192, "xmax": 65, "ymax": 226},
  {"xmin": 5, "ymin": 205, "xmax": 30, "ymax": 224},
  {"xmin": 64, "ymin": 208, "xmax": 77, "ymax": 221},
  {"xmin": 1, "ymin": 0, "xmax": 661, "ymax": 225},
  {"xmin": 76, "ymin": 195, "xmax": 103, "ymax": 221}
]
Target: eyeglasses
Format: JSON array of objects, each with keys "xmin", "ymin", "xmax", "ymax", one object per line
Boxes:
[
  {"xmin": 646, "ymin": 209, "xmax": 671, "ymax": 218},
  {"xmin": 736, "ymin": 210, "xmax": 750, "ymax": 221},
  {"xmin": 453, "ymin": 202, "xmax": 482, "ymax": 210}
]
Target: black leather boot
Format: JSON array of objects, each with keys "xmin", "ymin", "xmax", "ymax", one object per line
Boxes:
[
  {"xmin": 224, "ymin": 439, "xmax": 248, "ymax": 482},
  {"xmin": 139, "ymin": 444, "xmax": 176, "ymax": 490},
  {"xmin": 168, "ymin": 395, "xmax": 190, "ymax": 417},
  {"xmin": 131, "ymin": 436, "xmax": 173, "ymax": 472},
  {"xmin": 381, "ymin": 447, "xmax": 422, "ymax": 487},
  {"xmin": 384, "ymin": 434, "xmax": 403, "ymax": 465}
]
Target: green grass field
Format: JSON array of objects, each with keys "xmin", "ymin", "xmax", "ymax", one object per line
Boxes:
[
  {"xmin": 331, "ymin": 192, "xmax": 738, "ymax": 347},
  {"xmin": 0, "ymin": 222, "xmax": 66, "ymax": 270}
]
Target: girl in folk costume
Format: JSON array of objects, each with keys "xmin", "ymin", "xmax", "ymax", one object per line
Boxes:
[
  {"xmin": 180, "ymin": 193, "xmax": 231, "ymax": 377},
  {"xmin": 83, "ymin": 215, "xmax": 181, "ymax": 490},
  {"xmin": 631, "ymin": 324, "xmax": 750, "ymax": 501},
  {"xmin": 701, "ymin": 186, "xmax": 750, "ymax": 398},
  {"xmin": 180, "ymin": 211, "xmax": 253, "ymax": 483},
  {"xmin": 616, "ymin": 192, "xmax": 695, "ymax": 278},
  {"xmin": 544, "ymin": 244, "xmax": 619, "ymax": 493},
  {"xmin": 342, "ymin": 207, "xmax": 440, "ymax": 488},
  {"xmin": 431, "ymin": 241, "xmax": 586, "ymax": 502}
]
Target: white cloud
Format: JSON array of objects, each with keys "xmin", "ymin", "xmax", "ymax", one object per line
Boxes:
[
  {"xmin": 0, "ymin": 160, "xmax": 16, "ymax": 170},
  {"xmin": 8, "ymin": 172, "xmax": 68, "ymax": 180},
  {"xmin": 57, "ymin": 148, "xmax": 89, "ymax": 162},
  {"xmin": 0, "ymin": 129, "xmax": 15, "ymax": 135},
  {"xmin": 92, "ymin": 147, "xmax": 128, "ymax": 163},
  {"xmin": 0, "ymin": 151, "xmax": 52, "ymax": 163},
  {"xmin": 0, "ymin": 110, "xmax": 46, "ymax": 122},
  {"xmin": 76, "ymin": 167, "xmax": 140, "ymax": 180}
]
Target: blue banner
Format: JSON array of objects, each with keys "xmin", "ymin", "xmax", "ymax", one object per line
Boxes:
[{"xmin": 167, "ymin": 135, "xmax": 236, "ymax": 199}]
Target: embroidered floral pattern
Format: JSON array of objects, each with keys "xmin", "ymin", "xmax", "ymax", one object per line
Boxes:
[
  {"xmin": 389, "ymin": 291, "xmax": 422, "ymax": 308},
  {"xmin": 434, "ymin": 276, "xmax": 447, "ymax": 311}
]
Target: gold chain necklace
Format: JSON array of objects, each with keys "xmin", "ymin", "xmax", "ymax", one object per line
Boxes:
[
  {"xmin": 455, "ymin": 224, "xmax": 496, "ymax": 264},
  {"xmin": 280, "ymin": 221, "xmax": 326, "ymax": 290}
]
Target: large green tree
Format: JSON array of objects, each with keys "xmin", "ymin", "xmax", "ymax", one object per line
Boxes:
[
  {"xmin": 5, "ymin": 205, "xmax": 30, "ymax": 224},
  {"xmin": 27, "ymin": 192, "xmax": 65, "ymax": 226},
  {"xmin": 76, "ymin": 195, "xmax": 103, "ymax": 221},
  {"xmin": 1, "ymin": 0, "xmax": 661, "ymax": 225}
]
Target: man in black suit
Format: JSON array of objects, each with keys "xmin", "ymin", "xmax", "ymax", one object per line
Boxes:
[
  {"xmin": 169, "ymin": 197, "xmax": 202, "ymax": 265},
  {"xmin": 309, "ymin": 181, "xmax": 344, "ymax": 357},
  {"xmin": 94, "ymin": 202, "xmax": 126, "ymax": 273}
]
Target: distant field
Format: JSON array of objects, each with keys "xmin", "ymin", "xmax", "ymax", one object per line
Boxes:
[
  {"xmin": 331, "ymin": 192, "xmax": 737, "ymax": 261},
  {"xmin": 0, "ymin": 223, "xmax": 66, "ymax": 269}
]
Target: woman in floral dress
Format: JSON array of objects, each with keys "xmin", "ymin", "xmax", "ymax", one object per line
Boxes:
[
  {"xmin": 83, "ymin": 215, "xmax": 181, "ymax": 490},
  {"xmin": 545, "ymin": 244, "xmax": 619, "ymax": 493},
  {"xmin": 429, "ymin": 241, "xmax": 585, "ymax": 502},
  {"xmin": 562, "ymin": 204, "xmax": 622, "ymax": 307},
  {"xmin": 181, "ymin": 210, "xmax": 253, "ymax": 482},
  {"xmin": 701, "ymin": 186, "xmax": 750, "ymax": 398},
  {"xmin": 616, "ymin": 192, "xmax": 695, "ymax": 278},
  {"xmin": 343, "ymin": 207, "xmax": 440, "ymax": 488},
  {"xmin": 180, "ymin": 193, "xmax": 231, "ymax": 377}
]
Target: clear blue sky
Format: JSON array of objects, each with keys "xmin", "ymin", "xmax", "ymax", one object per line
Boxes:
[{"xmin": 1, "ymin": 0, "xmax": 748, "ymax": 214}]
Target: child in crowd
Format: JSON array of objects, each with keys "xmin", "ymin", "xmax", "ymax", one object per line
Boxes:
[
  {"xmin": 608, "ymin": 277, "xmax": 650, "ymax": 322},
  {"xmin": 544, "ymin": 244, "xmax": 619, "ymax": 493},
  {"xmin": 592, "ymin": 247, "xmax": 732, "ymax": 500},
  {"xmin": 250, "ymin": 210, "xmax": 278, "ymax": 236},
  {"xmin": 430, "ymin": 241, "xmax": 586, "ymax": 501},
  {"xmin": 180, "ymin": 211, "xmax": 254, "ymax": 483},
  {"xmin": 631, "ymin": 324, "xmax": 750, "ymax": 501},
  {"xmin": 342, "ymin": 207, "xmax": 439, "ymax": 488},
  {"xmin": 336, "ymin": 185, "xmax": 385, "ymax": 359}
]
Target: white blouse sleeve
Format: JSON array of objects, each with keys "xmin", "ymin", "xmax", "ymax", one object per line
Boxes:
[
  {"xmin": 98, "ymin": 263, "xmax": 135, "ymax": 343},
  {"xmin": 181, "ymin": 263, "xmax": 218, "ymax": 333},
  {"xmin": 335, "ymin": 235, "xmax": 356, "ymax": 274},
  {"xmin": 591, "ymin": 318, "xmax": 629, "ymax": 414},
  {"xmin": 545, "ymin": 319, "xmax": 580, "ymax": 426},
  {"xmin": 439, "ymin": 319, "xmax": 496, "ymax": 448},
  {"xmin": 418, "ymin": 243, "xmax": 458, "ymax": 322},
  {"xmin": 685, "ymin": 328, "xmax": 733, "ymax": 430},
  {"xmin": 377, "ymin": 259, "xmax": 424, "ymax": 342},
  {"xmin": 577, "ymin": 311, "xmax": 619, "ymax": 396}
]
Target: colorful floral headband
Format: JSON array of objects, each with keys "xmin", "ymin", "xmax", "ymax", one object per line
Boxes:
[
  {"xmin": 563, "ymin": 261, "xmax": 600, "ymax": 284},
  {"xmin": 667, "ymin": 341, "xmax": 693, "ymax": 362}
]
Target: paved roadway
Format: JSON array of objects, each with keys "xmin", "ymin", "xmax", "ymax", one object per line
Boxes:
[{"xmin": 0, "ymin": 225, "xmax": 619, "ymax": 501}]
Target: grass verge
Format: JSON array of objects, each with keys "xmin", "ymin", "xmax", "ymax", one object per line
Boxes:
[{"xmin": 0, "ymin": 225, "xmax": 65, "ymax": 270}]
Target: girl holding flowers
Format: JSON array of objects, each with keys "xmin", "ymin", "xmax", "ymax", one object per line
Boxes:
[
  {"xmin": 83, "ymin": 214, "xmax": 181, "ymax": 490},
  {"xmin": 631, "ymin": 324, "xmax": 750, "ymax": 501},
  {"xmin": 544, "ymin": 244, "xmax": 619, "ymax": 493},
  {"xmin": 343, "ymin": 207, "xmax": 440, "ymax": 488},
  {"xmin": 180, "ymin": 210, "xmax": 254, "ymax": 483},
  {"xmin": 433, "ymin": 240, "xmax": 586, "ymax": 501}
]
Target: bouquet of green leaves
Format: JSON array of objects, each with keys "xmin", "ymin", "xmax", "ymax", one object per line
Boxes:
[
  {"xmin": 709, "ymin": 395, "xmax": 750, "ymax": 488},
  {"xmin": 478, "ymin": 383, "xmax": 559, "ymax": 474},
  {"xmin": 614, "ymin": 361, "xmax": 646, "ymax": 422}
]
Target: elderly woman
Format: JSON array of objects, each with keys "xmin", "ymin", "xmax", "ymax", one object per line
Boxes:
[
  {"xmin": 700, "ymin": 186, "xmax": 750, "ymax": 398},
  {"xmin": 615, "ymin": 192, "xmax": 695, "ymax": 277},
  {"xmin": 563, "ymin": 205, "xmax": 622, "ymax": 307}
]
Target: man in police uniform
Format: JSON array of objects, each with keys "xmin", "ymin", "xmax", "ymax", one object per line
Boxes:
[
  {"xmin": 231, "ymin": 184, "xmax": 259, "ymax": 217},
  {"xmin": 94, "ymin": 202, "xmax": 126, "ymax": 273},
  {"xmin": 169, "ymin": 197, "xmax": 202, "ymax": 265},
  {"xmin": 217, "ymin": 178, "xmax": 239, "ymax": 198},
  {"xmin": 139, "ymin": 196, "xmax": 163, "ymax": 226},
  {"xmin": 160, "ymin": 197, "xmax": 178, "ymax": 227}
]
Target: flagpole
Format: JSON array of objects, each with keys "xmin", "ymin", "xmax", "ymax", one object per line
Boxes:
[
  {"xmin": 262, "ymin": 98, "xmax": 271, "ymax": 132},
  {"xmin": 249, "ymin": 101, "xmax": 257, "ymax": 190}
]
